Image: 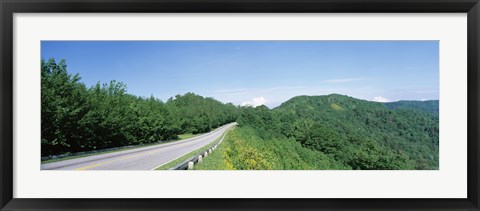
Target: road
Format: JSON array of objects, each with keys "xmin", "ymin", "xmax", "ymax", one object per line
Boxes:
[{"xmin": 41, "ymin": 123, "xmax": 236, "ymax": 170}]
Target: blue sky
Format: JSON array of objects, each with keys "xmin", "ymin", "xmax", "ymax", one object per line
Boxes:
[{"xmin": 41, "ymin": 41, "xmax": 439, "ymax": 108}]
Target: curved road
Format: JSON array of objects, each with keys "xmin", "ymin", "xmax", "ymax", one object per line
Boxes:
[{"xmin": 41, "ymin": 123, "xmax": 236, "ymax": 170}]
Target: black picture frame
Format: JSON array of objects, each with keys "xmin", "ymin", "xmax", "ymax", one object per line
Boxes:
[{"xmin": 1, "ymin": 0, "xmax": 479, "ymax": 210}]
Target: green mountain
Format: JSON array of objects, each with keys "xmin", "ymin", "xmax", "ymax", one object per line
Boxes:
[
  {"xmin": 384, "ymin": 100, "xmax": 439, "ymax": 116},
  {"xmin": 237, "ymin": 94, "xmax": 439, "ymax": 170}
]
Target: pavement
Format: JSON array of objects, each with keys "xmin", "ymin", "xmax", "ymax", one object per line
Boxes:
[{"xmin": 41, "ymin": 122, "xmax": 236, "ymax": 170}]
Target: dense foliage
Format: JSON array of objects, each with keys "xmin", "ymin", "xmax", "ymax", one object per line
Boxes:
[
  {"xmin": 196, "ymin": 126, "xmax": 348, "ymax": 170},
  {"xmin": 384, "ymin": 100, "xmax": 439, "ymax": 116},
  {"xmin": 236, "ymin": 94, "xmax": 439, "ymax": 170},
  {"xmin": 41, "ymin": 59, "xmax": 237, "ymax": 156}
]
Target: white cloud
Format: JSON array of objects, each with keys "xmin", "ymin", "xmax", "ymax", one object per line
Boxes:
[
  {"xmin": 241, "ymin": 96, "xmax": 269, "ymax": 107},
  {"xmin": 372, "ymin": 96, "xmax": 391, "ymax": 102},
  {"xmin": 324, "ymin": 77, "xmax": 367, "ymax": 84}
]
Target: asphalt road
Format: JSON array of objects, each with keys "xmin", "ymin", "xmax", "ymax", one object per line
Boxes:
[{"xmin": 41, "ymin": 123, "xmax": 237, "ymax": 170}]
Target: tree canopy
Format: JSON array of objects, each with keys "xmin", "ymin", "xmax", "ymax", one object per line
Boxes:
[
  {"xmin": 41, "ymin": 58, "xmax": 239, "ymax": 156},
  {"xmin": 236, "ymin": 94, "xmax": 439, "ymax": 169}
]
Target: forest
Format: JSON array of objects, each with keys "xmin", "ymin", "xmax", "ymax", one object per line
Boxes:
[
  {"xmin": 42, "ymin": 58, "xmax": 439, "ymax": 170},
  {"xmin": 41, "ymin": 59, "xmax": 238, "ymax": 156},
  {"xmin": 232, "ymin": 95, "xmax": 439, "ymax": 170}
]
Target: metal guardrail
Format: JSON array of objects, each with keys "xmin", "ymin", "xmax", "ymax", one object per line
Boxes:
[{"xmin": 170, "ymin": 127, "xmax": 231, "ymax": 170}]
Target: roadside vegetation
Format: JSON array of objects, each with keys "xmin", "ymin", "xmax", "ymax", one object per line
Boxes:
[{"xmin": 195, "ymin": 127, "xmax": 347, "ymax": 170}]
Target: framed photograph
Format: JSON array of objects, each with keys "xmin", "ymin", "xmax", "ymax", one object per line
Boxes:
[{"xmin": 1, "ymin": 0, "xmax": 479, "ymax": 210}]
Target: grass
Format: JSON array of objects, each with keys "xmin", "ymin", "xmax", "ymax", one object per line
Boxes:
[
  {"xmin": 154, "ymin": 129, "xmax": 231, "ymax": 170},
  {"xmin": 41, "ymin": 132, "xmax": 207, "ymax": 164},
  {"xmin": 194, "ymin": 132, "xmax": 233, "ymax": 170}
]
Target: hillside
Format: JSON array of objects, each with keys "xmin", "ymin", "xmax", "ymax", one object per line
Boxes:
[
  {"xmin": 235, "ymin": 94, "xmax": 439, "ymax": 170},
  {"xmin": 384, "ymin": 100, "xmax": 439, "ymax": 116}
]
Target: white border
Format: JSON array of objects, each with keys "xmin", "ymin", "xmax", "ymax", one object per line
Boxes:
[{"xmin": 13, "ymin": 13, "xmax": 467, "ymax": 198}]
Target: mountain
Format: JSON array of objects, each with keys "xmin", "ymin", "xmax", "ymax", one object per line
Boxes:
[
  {"xmin": 237, "ymin": 94, "xmax": 439, "ymax": 170},
  {"xmin": 384, "ymin": 100, "xmax": 439, "ymax": 116}
]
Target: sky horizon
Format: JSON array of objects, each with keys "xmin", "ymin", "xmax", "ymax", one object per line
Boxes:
[{"xmin": 41, "ymin": 41, "xmax": 439, "ymax": 108}]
